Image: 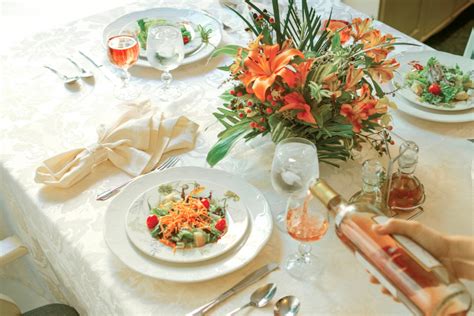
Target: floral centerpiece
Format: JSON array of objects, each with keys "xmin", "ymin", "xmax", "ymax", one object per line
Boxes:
[{"xmin": 206, "ymin": 0, "xmax": 407, "ymax": 167}]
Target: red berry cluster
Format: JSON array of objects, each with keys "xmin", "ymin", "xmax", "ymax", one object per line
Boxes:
[{"xmin": 251, "ymin": 9, "xmax": 275, "ymax": 28}]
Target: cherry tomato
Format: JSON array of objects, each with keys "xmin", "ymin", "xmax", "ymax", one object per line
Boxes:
[
  {"xmin": 183, "ymin": 36, "xmax": 190, "ymax": 44},
  {"xmin": 215, "ymin": 218, "xmax": 227, "ymax": 232},
  {"xmin": 200, "ymin": 198, "xmax": 210, "ymax": 209},
  {"xmin": 428, "ymin": 83, "xmax": 441, "ymax": 95},
  {"xmin": 413, "ymin": 63, "xmax": 423, "ymax": 71},
  {"xmin": 146, "ymin": 214, "xmax": 159, "ymax": 229}
]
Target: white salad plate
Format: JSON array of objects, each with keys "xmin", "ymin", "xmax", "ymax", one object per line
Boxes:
[
  {"xmin": 125, "ymin": 179, "xmax": 249, "ymax": 263},
  {"xmin": 390, "ymin": 92, "xmax": 474, "ymax": 123},
  {"xmin": 103, "ymin": 8, "xmax": 222, "ymax": 67},
  {"xmin": 392, "ymin": 51, "xmax": 474, "ymax": 112},
  {"xmin": 104, "ymin": 166, "xmax": 273, "ymax": 282}
]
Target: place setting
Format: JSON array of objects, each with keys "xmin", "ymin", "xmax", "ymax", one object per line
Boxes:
[
  {"xmin": 389, "ymin": 50, "xmax": 474, "ymax": 123},
  {"xmin": 4, "ymin": 0, "xmax": 474, "ymax": 315}
]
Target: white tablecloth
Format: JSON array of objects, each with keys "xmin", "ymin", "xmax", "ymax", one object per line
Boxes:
[{"xmin": 1, "ymin": 0, "xmax": 473, "ymax": 315}]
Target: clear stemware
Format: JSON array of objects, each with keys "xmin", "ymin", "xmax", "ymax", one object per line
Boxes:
[
  {"xmin": 285, "ymin": 191, "xmax": 329, "ymax": 281},
  {"xmin": 271, "ymin": 137, "xmax": 319, "ymax": 231},
  {"xmin": 146, "ymin": 25, "xmax": 185, "ymax": 101},
  {"xmin": 106, "ymin": 33, "xmax": 141, "ymax": 101}
]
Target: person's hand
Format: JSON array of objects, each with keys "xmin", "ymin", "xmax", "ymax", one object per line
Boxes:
[{"xmin": 368, "ymin": 218, "xmax": 474, "ymax": 300}]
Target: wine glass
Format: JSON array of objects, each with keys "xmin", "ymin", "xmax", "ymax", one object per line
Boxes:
[
  {"xmin": 146, "ymin": 25, "xmax": 185, "ymax": 101},
  {"xmin": 106, "ymin": 33, "xmax": 141, "ymax": 101},
  {"xmin": 286, "ymin": 191, "xmax": 329, "ymax": 281},
  {"xmin": 271, "ymin": 137, "xmax": 319, "ymax": 231}
]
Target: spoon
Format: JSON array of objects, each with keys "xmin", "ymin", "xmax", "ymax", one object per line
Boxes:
[
  {"xmin": 226, "ymin": 283, "xmax": 277, "ymax": 316},
  {"xmin": 43, "ymin": 66, "xmax": 79, "ymax": 84},
  {"xmin": 274, "ymin": 296, "xmax": 300, "ymax": 316},
  {"xmin": 66, "ymin": 57, "xmax": 94, "ymax": 78}
]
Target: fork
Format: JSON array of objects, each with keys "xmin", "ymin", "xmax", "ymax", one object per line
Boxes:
[
  {"xmin": 96, "ymin": 156, "xmax": 180, "ymax": 201},
  {"xmin": 66, "ymin": 57, "xmax": 94, "ymax": 79}
]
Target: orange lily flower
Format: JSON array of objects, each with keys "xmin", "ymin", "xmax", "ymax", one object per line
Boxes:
[
  {"xmin": 340, "ymin": 84, "xmax": 380, "ymax": 132},
  {"xmin": 351, "ymin": 18, "xmax": 373, "ymax": 41},
  {"xmin": 239, "ymin": 42, "xmax": 304, "ymax": 101},
  {"xmin": 363, "ymin": 30, "xmax": 395, "ymax": 63},
  {"xmin": 344, "ymin": 64, "xmax": 364, "ymax": 90},
  {"xmin": 322, "ymin": 73, "xmax": 342, "ymax": 99},
  {"xmin": 229, "ymin": 48, "xmax": 244, "ymax": 74},
  {"xmin": 368, "ymin": 58, "xmax": 400, "ymax": 83},
  {"xmin": 279, "ymin": 92, "xmax": 317, "ymax": 124},
  {"xmin": 279, "ymin": 59, "xmax": 315, "ymax": 88},
  {"xmin": 325, "ymin": 20, "xmax": 352, "ymax": 44}
]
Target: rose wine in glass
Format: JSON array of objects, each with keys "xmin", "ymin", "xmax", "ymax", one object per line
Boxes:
[
  {"xmin": 310, "ymin": 179, "xmax": 471, "ymax": 315},
  {"xmin": 107, "ymin": 34, "xmax": 140, "ymax": 101},
  {"xmin": 285, "ymin": 192, "xmax": 329, "ymax": 281}
]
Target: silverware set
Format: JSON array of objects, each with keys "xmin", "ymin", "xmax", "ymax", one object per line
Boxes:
[
  {"xmin": 186, "ymin": 263, "xmax": 301, "ymax": 316},
  {"xmin": 44, "ymin": 51, "xmax": 117, "ymax": 84}
]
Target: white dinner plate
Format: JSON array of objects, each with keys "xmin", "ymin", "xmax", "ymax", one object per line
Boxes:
[
  {"xmin": 392, "ymin": 51, "xmax": 474, "ymax": 111},
  {"xmin": 103, "ymin": 8, "xmax": 222, "ymax": 67},
  {"xmin": 390, "ymin": 92, "xmax": 474, "ymax": 123},
  {"xmin": 120, "ymin": 20, "xmax": 203, "ymax": 57},
  {"xmin": 104, "ymin": 166, "xmax": 273, "ymax": 282},
  {"xmin": 125, "ymin": 179, "xmax": 249, "ymax": 263}
]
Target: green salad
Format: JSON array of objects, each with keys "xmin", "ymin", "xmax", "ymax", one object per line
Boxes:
[
  {"xmin": 136, "ymin": 18, "xmax": 192, "ymax": 49},
  {"xmin": 405, "ymin": 57, "xmax": 473, "ymax": 106},
  {"xmin": 146, "ymin": 182, "xmax": 239, "ymax": 250}
]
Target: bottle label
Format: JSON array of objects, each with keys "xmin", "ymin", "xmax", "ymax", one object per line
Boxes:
[
  {"xmin": 354, "ymin": 251, "xmax": 398, "ymax": 297},
  {"xmin": 373, "ymin": 216, "xmax": 441, "ymax": 270}
]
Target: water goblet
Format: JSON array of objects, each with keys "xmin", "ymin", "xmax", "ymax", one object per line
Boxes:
[
  {"xmin": 271, "ymin": 137, "xmax": 319, "ymax": 231},
  {"xmin": 146, "ymin": 25, "xmax": 185, "ymax": 101},
  {"xmin": 106, "ymin": 33, "xmax": 141, "ymax": 101}
]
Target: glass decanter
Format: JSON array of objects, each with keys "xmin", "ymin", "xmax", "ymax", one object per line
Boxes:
[
  {"xmin": 388, "ymin": 141, "xmax": 425, "ymax": 211},
  {"xmin": 349, "ymin": 159, "xmax": 385, "ymax": 212}
]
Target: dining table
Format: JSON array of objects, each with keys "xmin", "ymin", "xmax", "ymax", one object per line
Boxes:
[{"xmin": 1, "ymin": 0, "xmax": 473, "ymax": 315}]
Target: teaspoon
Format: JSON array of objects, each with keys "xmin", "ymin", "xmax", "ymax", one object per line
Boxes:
[
  {"xmin": 43, "ymin": 66, "xmax": 79, "ymax": 84},
  {"xmin": 226, "ymin": 283, "xmax": 277, "ymax": 316},
  {"xmin": 274, "ymin": 296, "xmax": 300, "ymax": 316}
]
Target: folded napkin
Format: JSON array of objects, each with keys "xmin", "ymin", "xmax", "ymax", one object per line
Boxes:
[{"xmin": 35, "ymin": 100, "xmax": 199, "ymax": 188}]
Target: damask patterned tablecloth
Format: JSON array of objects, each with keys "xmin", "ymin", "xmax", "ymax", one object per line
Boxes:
[{"xmin": 1, "ymin": 0, "xmax": 473, "ymax": 315}]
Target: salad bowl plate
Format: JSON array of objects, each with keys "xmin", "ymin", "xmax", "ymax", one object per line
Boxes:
[
  {"xmin": 104, "ymin": 166, "xmax": 273, "ymax": 282},
  {"xmin": 392, "ymin": 51, "xmax": 474, "ymax": 112},
  {"xmin": 103, "ymin": 8, "xmax": 222, "ymax": 67},
  {"xmin": 125, "ymin": 179, "xmax": 249, "ymax": 263}
]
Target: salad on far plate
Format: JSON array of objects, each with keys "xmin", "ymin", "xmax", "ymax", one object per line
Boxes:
[
  {"xmin": 404, "ymin": 57, "xmax": 474, "ymax": 107},
  {"xmin": 146, "ymin": 182, "xmax": 239, "ymax": 251}
]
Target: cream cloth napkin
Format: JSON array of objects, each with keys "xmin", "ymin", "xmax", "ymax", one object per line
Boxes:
[{"xmin": 35, "ymin": 100, "xmax": 199, "ymax": 188}]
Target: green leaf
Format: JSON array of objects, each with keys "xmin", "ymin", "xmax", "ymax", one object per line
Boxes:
[
  {"xmin": 366, "ymin": 73, "xmax": 385, "ymax": 98},
  {"xmin": 218, "ymin": 120, "xmax": 250, "ymax": 139},
  {"xmin": 217, "ymin": 65, "xmax": 230, "ymax": 71},
  {"xmin": 272, "ymin": 0, "xmax": 282, "ymax": 43},
  {"xmin": 209, "ymin": 45, "xmax": 242, "ymax": 59},
  {"xmin": 331, "ymin": 33, "xmax": 341, "ymax": 51},
  {"xmin": 206, "ymin": 129, "xmax": 247, "ymax": 167}
]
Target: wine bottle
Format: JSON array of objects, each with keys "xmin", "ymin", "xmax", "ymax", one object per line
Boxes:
[{"xmin": 310, "ymin": 179, "xmax": 471, "ymax": 316}]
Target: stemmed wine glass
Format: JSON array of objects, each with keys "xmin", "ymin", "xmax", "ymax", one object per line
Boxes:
[
  {"xmin": 271, "ymin": 137, "xmax": 319, "ymax": 231},
  {"xmin": 106, "ymin": 33, "xmax": 141, "ymax": 101},
  {"xmin": 285, "ymin": 190, "xmax": 329, "ymax": 281},
  {"xmin": 146, "ymin": 25, "xmax": 185, "ymax": 101}
]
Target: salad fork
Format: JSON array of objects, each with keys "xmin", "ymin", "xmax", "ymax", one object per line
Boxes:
[
  {"xmin": 96, "ymin": 156, "xmax": 180, "ymax": 201},
  {"xmin": 43, "ymin": 66, "xmax": 79, "ymax": 84}
]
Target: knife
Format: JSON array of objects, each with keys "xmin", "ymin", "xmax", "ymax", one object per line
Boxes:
[
  {"xmin": 186, "ymin": 262, "xmax": 279, "ymax": 316},
  {"xmin": 78, "ymin": 50, "xmax": 117, "ymax": 83}
]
